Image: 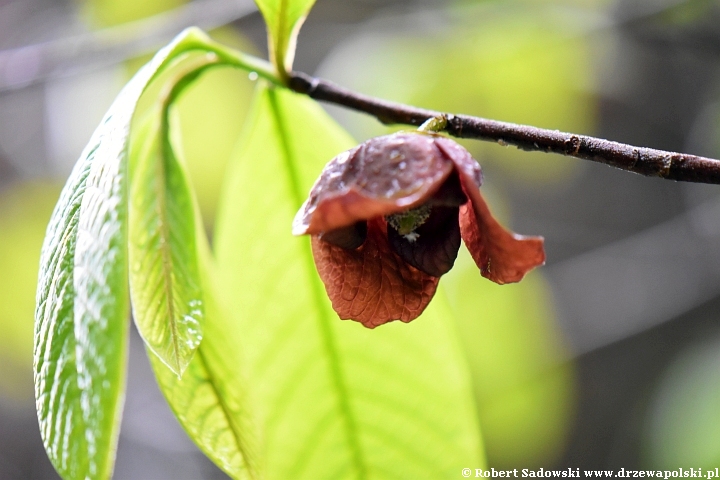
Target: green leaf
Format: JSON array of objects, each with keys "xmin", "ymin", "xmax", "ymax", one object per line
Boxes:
[
  {"xmin": 254, "ymin": 0, "xmax": 316, "ymax": 77},
  {"xmin": 128, "ymin": 95, "xmax": 204, "ymax": 377},
  {"xmin": 125, "ymin": 31, "xmax": 277, "ymax": 377},
  {"xmin": 214, "ymin": 85, "xmax": 484, "ymax": 478},
  {"xmin": 33, "ymin": 27, "xmax": 222, "ymax": 480},
  {"xmin": 130, "ymin": 86, "xmax": 260, "ymax": 477},
  {"xmin": 150, "ymin": 240, "xmax": 260, "ymax": 479}
]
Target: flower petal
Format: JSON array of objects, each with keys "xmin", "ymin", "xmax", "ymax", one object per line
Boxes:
[
  {"xmin": 318, "ymin": 221, "xmax": 367, "ymax": 250},
  {"xmin": 459, "ymin": 198, "xmax": 545, "ymax": 284},
  {"xmin": 293, "ymin": 133, "xmax": 453, "ymax": 236},
  {"xmin": 434, "ymin": 136, "xmax": 484, "ymax": 193},
  {"xmin": 387, "ymin": 206, "xmax": 462, "ymax": 277},
  {"xmin": 312, "ymin": 217, "xmax": 439, "ymax": 328},
  {"xmin": 433, "ymin": 136, "xmax": 545, "ymax": 283}
]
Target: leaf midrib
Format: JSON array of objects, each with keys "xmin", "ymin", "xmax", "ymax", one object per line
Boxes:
[
  {"xmin": 266, "ymin": 87, "xmax": 367, "ymax": 479},
  {"xmin": 158, "ymin": 118, "xmax": 181, "ymax": 373},
  {"xmin": 197, "ymin": 348, "xmax": 257, "ymax": 480},
  {"xmin": 276, "ymin": 0, "xmax": 288, "ymax": 68}
]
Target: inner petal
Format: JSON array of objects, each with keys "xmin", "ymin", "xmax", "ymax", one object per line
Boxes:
[
  {"xmin": 426, "ymin": 170, "xmax": 467, "ymax": 207},
  {"xmin": 319, "ymin": 221, "xmax": 367, "ymax": 250},
  {"xmin": 387, "ymin": 205, "xmax": 462, "ymax": 277}
]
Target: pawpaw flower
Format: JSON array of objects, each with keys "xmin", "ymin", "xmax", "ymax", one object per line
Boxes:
[{"xmin": 292, "ymin": 132, "xmax": 545, "ymax": 328}]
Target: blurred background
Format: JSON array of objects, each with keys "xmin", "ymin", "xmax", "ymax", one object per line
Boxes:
[{"xmin": 2, "ymin": 0, "xmax": 720, "ymax": 477}]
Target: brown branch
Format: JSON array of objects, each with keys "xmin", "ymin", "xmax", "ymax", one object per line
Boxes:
[{"xmin": 289, "ymin": 71, "xmax": 720, "ymax": 185}]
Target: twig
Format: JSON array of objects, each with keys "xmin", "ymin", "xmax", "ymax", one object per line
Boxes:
[{"xmin": 289, "ymin": 71, "xmax": 720, "ymax": 185}]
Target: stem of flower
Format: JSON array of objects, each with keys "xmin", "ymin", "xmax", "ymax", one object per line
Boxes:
[{"xmin": 288, "ymin": 71, "xmax": 720, "ymax": 185}]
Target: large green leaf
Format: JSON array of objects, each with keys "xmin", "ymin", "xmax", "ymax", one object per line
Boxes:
[
  {"xmin": 214, "ymin": 85, "xmax": 484, "ymax": 479},
  {"xmin": 128, "ymin": 88, "xmax": 206, "ymax": 377},
  {"xmin": 33, "ymin": 28, "xmax": 229, "ymax": 480},
  {"xmin": 254, "ymin": 0, "xmax": 316, "ymax": 76}
]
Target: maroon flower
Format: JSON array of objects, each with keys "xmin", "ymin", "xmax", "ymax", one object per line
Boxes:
[{"xmin": 293, "ymin": 132, "xmax": 545, "ymax": 328}]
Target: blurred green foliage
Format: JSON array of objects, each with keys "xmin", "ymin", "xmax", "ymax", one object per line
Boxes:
[
  {"xmin": 0, "ymin": 182, "xmax": 62, "ymax": 400},
  {"xmin": 656, "ymin": 0, "xmax": 716, "ymax": 25},
  {"xmin": 642, "ymin": 338, "xmax": 720, "ymax": 469},
  {"xmin": 444, "ymin": 246, "xmax": 574, "ymax": 467},
  {"xmin": 78, "ymin": 0, "xmax": 186, "ymax": 27},
  {"xmin": 321, "ymin": 2, "xmax": 596, "ymax": 183}
]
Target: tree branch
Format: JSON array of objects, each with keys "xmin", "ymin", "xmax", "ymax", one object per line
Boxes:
[{"xmin": 289, "ymin": 71, "xmax": 720, "ymax": 185}]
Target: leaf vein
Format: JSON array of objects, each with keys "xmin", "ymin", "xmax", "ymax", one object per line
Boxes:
[{"xmin": 267, "ymin": 87, "xmax": 367, "ymax": 478}]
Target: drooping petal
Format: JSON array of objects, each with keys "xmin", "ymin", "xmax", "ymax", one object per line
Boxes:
[
  {"xmin": 433, "ymin": 136, "xmax": 545, "ymax": 283},
  {"xmin": 311, "ymin": 217, "xmax": 439, "ymax": 328},
  {"xmin": 293, "ymin": 133, "xmax": 454, "ymax": 236},
  {"xmin": 458, "ymin": 200, "xmax": 545, "ymax": 284}
]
